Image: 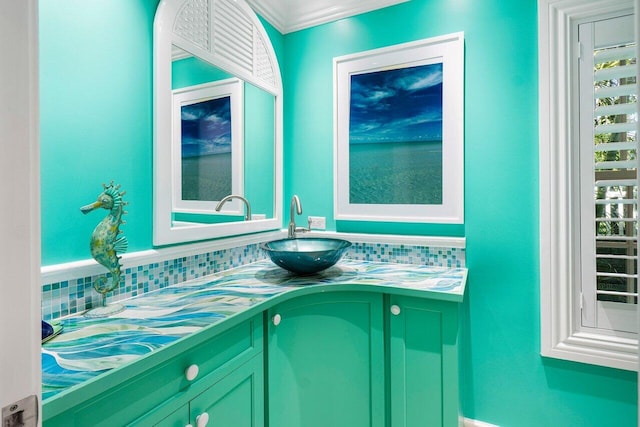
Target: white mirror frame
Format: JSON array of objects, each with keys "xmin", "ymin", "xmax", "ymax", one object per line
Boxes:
[{"xmin": 153, "ymin": 0, "xmax": 283, "ymax": 246}]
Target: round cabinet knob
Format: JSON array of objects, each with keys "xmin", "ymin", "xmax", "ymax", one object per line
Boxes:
[
  {"xmin": 272, "ymin": 313, "xmax": 282, "ymax": 326},
  {"xmin": 196, "ymin": 412, "xmax": 210, "ymax": 427},
  {"xmin": 390, "ymin": 305, "xmax": 401, "ymax": 316},
  {"xmin": 185, "ymin": 364, "xmax": 199, "ymax": 381}
]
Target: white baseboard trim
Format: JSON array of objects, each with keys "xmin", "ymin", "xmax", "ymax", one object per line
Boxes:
[{"xmin": 462, "ymin": 418, "xmax": 499, "ymax": 427}]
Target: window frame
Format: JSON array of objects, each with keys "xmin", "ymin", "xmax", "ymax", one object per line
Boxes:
[
  {"xmin": 539, "ymin": 0, "xmax": 638, "ymax": 371},
  {"xmin": 578, "ymin": 16, "xmax": 637, "ymax": 334}
]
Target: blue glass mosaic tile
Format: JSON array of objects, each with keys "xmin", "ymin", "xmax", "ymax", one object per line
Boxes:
[{"xmin": 41, "ymin": 241, "xmax": 464, "ymax": 321}]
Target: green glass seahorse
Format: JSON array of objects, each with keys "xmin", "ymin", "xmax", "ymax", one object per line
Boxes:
[{"xmin": 80, "ymin": 182, "xmax": 128, "ymax": 312}]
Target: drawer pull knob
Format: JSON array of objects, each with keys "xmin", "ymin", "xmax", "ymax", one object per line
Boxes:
[
  {"xmin": 185, "ymin": 364, "xmax": 199, "ymax": 381},
  {"xmin": 272, "ymin": 313, "xmax": 282, "ymax": 326},
  {"xmin": 390, "ymin": 305, "xmax": 401, "ymax": 316},
  {"xmin": 196, "ymin": 412, "xmax": 210, "ymax": 427}
]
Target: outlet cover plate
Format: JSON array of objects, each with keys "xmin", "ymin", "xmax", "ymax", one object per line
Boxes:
[{"xmin": 308, "ymin": 216, "xmax": 326, "ymax": 230}]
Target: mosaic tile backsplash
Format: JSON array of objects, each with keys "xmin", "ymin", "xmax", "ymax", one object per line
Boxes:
[{"xmin": 41, "ymin": 241, "xmax": 465, "ymax": 321}]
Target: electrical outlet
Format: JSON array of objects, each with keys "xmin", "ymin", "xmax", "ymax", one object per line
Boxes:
[{"xmin": 308, "ymin": 216, "xmax": 326, "ymax": 230}]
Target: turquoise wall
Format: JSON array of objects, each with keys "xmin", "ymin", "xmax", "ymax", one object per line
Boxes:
[
  {"xmin": 39, "ymin": 0, "xmax": 282, "ymax": 265},
  {"xmin": 39, "ymin": 0, "xmax": 637, "ymax": 425},
  {"xmin": 282, "ymin": 0, "xmax": 637, "ymax": 426},
  {"xmin": 39, "ymin": 0, "xmax": 160, "ymax": 265}
]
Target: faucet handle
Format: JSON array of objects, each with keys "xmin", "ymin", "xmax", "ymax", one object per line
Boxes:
[{"xmin": 295, "ymin": 226, "xmax": 310, "ymax": 234}]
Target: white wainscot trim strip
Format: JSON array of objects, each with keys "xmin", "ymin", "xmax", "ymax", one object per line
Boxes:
[
  {"xmin": 41, "ymin": 230, "xmax": 465, "ymax": 285},
  {"xmin": 41, "ymin": 230, "xmax": 285, "ymax": 284},
  {"xmin": 306, "ymin": 230, "xmax": 466, "ymax": 248}
]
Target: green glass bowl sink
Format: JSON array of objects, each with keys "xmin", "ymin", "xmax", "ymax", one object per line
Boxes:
[{"xmin": 261, "ymin": 237, "xmax": 352, "ymax": 275}]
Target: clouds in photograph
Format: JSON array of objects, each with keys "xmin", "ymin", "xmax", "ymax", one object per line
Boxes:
[
  {"xmin": 349, "ymin": 62, "xmax": 443, "ymax": 144},
  {"xmin": 181, "ymin": 96, "xmax": 232, "ymax": 157}
]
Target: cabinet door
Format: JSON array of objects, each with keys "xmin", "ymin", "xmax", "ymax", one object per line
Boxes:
[
  {"xmin": 268, "ymin": 292, "xmax": 385, "ymax": 427},
  {"xmin": 389, "ymin": 296, "xmax": 460, "ymax": 427},
  {"xmin": 189, "ymin": 353, "xmax": 264, "ymax": 427},
  {"xmin": 152, "ymin": 405, "xmax": 189, "ymax": 427}
]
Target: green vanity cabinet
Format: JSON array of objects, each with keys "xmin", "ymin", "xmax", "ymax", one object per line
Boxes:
[
  {"xmin": 44, "ymin": 315, "xmax": 264, "ymax": 427},
  {"xmin": 388, "ymin": 295, "xmax": 460, "ymax": 427},
  {"xmin": 43, "ymin": 274, "xmax": 464, "ymax": 427},
  {"xmin": 267, "ymin": 291, "xmax": 386, "ymax": 427},
  {"xmin": 266, "ymin": 291, "xmax": 461, "ymax": 427}
]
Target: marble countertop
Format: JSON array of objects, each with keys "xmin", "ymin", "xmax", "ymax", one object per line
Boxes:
[{"xmin": 42, "ymin": 259, "xmax": 467, "ymax": 400}]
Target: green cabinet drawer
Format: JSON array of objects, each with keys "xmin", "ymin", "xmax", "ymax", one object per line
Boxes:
[
  {"xmin": 148, "ymin": 404, "xmax": 189, "ymax": 427},
  {"xmin": 133, "ymin": 352, "xmax": 264, "ymax": 427},
  {"xmin": 44, "ymin": 315, "xmax": 263, "ymax": 427},
  {"xmin": 189, "ymin": 353, "xmax": 264, "ymax": 427}
]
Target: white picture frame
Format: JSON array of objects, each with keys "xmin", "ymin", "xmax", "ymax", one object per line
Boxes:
[
  {"xmin": 171, "ymin": 78, "xmax": 244, "ymax": 215},
  {"xmin": 334, "ymin": 32, "xmax": 464, "ymax": 224}
]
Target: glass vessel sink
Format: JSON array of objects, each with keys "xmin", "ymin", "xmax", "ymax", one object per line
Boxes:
[{"xmin": 261, "ymin": 238, "xmax": 352, "ymax": 274}]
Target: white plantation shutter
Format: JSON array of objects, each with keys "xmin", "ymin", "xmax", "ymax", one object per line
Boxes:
[{"xmin": 578, "ymin": 14, "xmax": 638, "ymax": 333}]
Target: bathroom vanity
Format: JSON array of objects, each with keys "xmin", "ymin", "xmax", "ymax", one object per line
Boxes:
[{"xmin": 42, "ymin": 260, "xmax": 467, "ymax": 427}]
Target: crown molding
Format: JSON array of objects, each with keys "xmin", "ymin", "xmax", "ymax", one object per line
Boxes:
[{"xmin": 246, "ymin": 0, "xmax": 409, "ymax": 34}]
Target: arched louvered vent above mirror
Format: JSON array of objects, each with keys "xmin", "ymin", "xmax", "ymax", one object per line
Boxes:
[
  {"xmin": 153, "ymin": 0, "xmax": 283, "ymax": 246},
  {"xmin": 171, "ymin": 0, "xmax": 277, "ymax": 92},
  {"xmin": 174, "ymin": 0, "xmax": 209, "ymax": 50}
]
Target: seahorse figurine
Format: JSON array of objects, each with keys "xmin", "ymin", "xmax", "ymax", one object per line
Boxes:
[{"xmin": 80, "ymin": 181, "xmax": 129, "ymax": 317}]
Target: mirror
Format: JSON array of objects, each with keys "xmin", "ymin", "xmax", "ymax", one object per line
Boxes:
[
  {"xmin": 171, "ymin": 48, "xmax": 275, "ymax": 224},
  {"xmin": 154, "ymin": 0, "xmax": 282, "ymax": 245}
]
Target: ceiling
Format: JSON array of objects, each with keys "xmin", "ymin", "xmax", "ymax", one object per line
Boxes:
[{"xmin": 246, "ymin": 0, "xmax": 409, "ymax": 34}]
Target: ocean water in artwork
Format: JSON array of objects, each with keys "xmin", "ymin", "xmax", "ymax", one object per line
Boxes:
[
  {"xmin": 182, "ymin": 153, "xmax": 231, "ymax": 201},
  {"xmin": 348, "ymin": 62, "xmax": 443, "ymax": 205},
  {"xmin": 350, "ymin": 141, "xmax": 442, "ymax": 204}
]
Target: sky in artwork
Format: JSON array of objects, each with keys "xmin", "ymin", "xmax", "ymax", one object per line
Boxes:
[
  {"xmin": 349, "ymin": 62, "xmax": 443, "ymax": 144},
  {"xmin": 181, "ymin": 96, "xmax": 232, "ymax": 157}
]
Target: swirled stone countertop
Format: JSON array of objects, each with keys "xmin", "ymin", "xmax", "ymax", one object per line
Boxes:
[{"xmin": 42, "ymin": 259, "xmax": 468, "ymax": 401}]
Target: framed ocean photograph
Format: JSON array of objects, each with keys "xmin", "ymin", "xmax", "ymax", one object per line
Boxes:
[
  {"xmin": 171, "ymin": 78, "xmax": 244, "ymax": 215},
  {"xmin": 334, "ymin": 33, "xmax": 464, "ymax": 223}
]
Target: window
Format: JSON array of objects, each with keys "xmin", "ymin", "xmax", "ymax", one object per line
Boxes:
[
  {"xmin": 539, "ymin": 0, "xmax": 637, "ymax": 371},
  {"xmin": 578, "ymin": 15, "xmax": 638, "ymax": 334}
]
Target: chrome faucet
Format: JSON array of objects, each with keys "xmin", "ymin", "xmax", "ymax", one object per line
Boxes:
[
  {"xmin": 288, "ymin": 195, "xmax": 309, "ymax": 238},
  {"xmin": 215, "ymin": 194, "xmax": 251, "ymax": 221}
]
